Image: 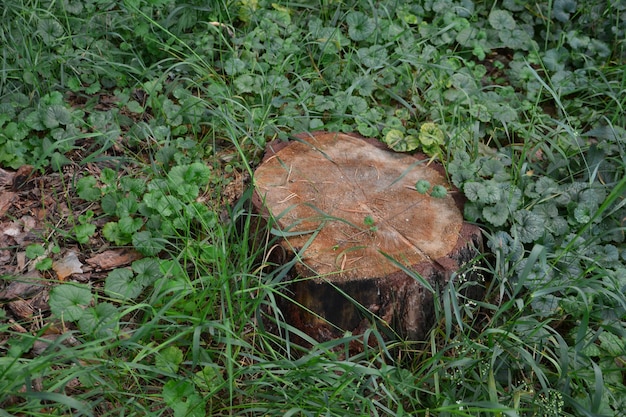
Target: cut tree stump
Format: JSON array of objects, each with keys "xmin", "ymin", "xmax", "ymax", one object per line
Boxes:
[{"xmin": 253, "ymin": 132, "xmax": 482, "ymax": 342}]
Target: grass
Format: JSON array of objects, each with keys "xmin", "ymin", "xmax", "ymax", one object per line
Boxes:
[{"xmin": 1, "ymin": 0, "xmax": 625, "ymax": 416}]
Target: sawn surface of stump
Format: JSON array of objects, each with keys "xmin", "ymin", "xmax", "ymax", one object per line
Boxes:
[{"xmin": 253, "ymin": 132, "xmax": 482, "ymax": 342}]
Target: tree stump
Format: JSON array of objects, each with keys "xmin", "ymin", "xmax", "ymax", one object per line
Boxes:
[{"xmin": 253, "ymin": 132, "xmax": 482, "ymax": 342}]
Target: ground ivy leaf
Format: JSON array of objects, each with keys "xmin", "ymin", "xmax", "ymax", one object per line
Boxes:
[
  {"xmin": 415, "ymin": 179, "xmax": 431, "ymax": 194},
  {"xmin": 163, "ymin": 380, "xmax": 204, "ymax": 417},
  {"xmin": 553, "ymin": 0, "xmax": 577, "ymax": 23},
  {"xmin": 357, "ymin": 45, "xmax": 388, "ymax": 68},
  {"xmin": 463, "ymin": 181, "xmax": 483, "ymax": 202},
  {"xmin": 43, "ymin": 104, "xmax": 72, "ymax": 128},
  {"xmin": 346, "ymin": 11, "xmax": 376, "ymax": 41},
  {"xmin": 118, "ymin": 216, "xmax": 143, "ymax": 235},
  {"xmin": 37, "ymin": 18, "xmax": 64, "ymax": 45},
  {"xmin": 133, "ymin": 231, "xmax": 166, "ymax": 256},
  {"xmin": 488, "ymin": 9, "xmax": 516, "ymax": 30},
  {"xmin": 116, "ymin": 197, "xmax": 139, "ymax": 218},
  {"xmin": 25, "ymin": 243, "xmax": 45, "ymax": 259},
  {"xmin": 513, "ymin": 209, "xmax": 545, "ymax": 243},
  {"xmin": 384, "ymin": 129, "xmax": 420, "ymax": 152},
  {"xmin": 430, "ymin": 185, "xmax": 448, "ymax": 198},
  {"xmin": 193, "ymin": 365, "xmax": 224, "ymax": 391},
  {"xmin": 126, "ymin": 100, "xmax": 144, "ymax": 113},
  {"xmin": 234, "ymin": 74, "xmax": 258, "ymax": 94},
  {"xmin": 78, "ymin": 302, "xmax": 118, "ymax": 338},
  {"xmin": 483, "ymin": 202, "xmax": 510, "ymax": 227},
  {"xmin": 105, "ymin": 268, "xmax": 143, "ymax": 300},
  {"xmin": 76, "ymin": 176, "xmax": 101, "ymax": 202},
  {"xmin": 49, "ymin": 283, "xmax": 93, "ymax": 322},
  {"xmin": 156, "ymin": 346, "xmax": 184, "ymax": 374},
  {"xmin": 132, "ymin": 257, "xmax": 161, "ymax": 286},
  {"xmin": 74, "ymin": 223, "xmax": 96, "ymax": 244}
]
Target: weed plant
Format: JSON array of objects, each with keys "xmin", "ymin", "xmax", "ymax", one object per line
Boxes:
[{"xmin": 1, "ymin": 0, "xmax": 625, "ymax": 416}]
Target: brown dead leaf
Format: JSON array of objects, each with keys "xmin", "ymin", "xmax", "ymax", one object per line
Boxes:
[
  {"xmin": 0, "ymin": 191, "xmax": 17, "ymax": 217},
  {"xmin": 86, "ymin": 249, "xmax": 143, "ymax": 270},
  {"xmin": 11, "ymin": 165, "xmax": 34, "ymax": 191},
  {"xmin": 0, "ymin": 167, "xmax": 16, "ymax": 187},
  {"xmin": 0, "ymin": 272, "xmax": 44, "ymax": 300},
  {"xmin": 52, "ymin": 251, "xmax": 83, "ymax": 281},
  {"xmin": 8, "ymin": 299, "xmax": 34, "ymax": 320}
]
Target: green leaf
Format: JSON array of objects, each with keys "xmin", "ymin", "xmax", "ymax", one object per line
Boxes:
[
  {"xmin": 163, "ymin": 98, "xmax": 183, "ymax": 126},
  {"xmin": 116, "ymin": 197, "xmax": 139, "ymax": 218},
  {"xmin": 234, "ymin": 74, "xmax": 259, "ymax": 94},
  {"xmin": 126, "ymin": 100, "xmax": 144, "ymax": 113},
  {"xmin": 101, "ymin": 194, "xmax": 119, "ymax": 216},
  {"xmin": 193, "ymin": 365, "xmax": 224, "ymax": 391},
  {"xmin": 488, "ymin": 9, "xmax": 515, "ymax": 31},
  {"xmin": 76, "ymin": 176, "xmax": 101, "ymax": 201},
  {"xmin": 598, "ymin": 331, "xmax": 624, "ymax": 357},
  {"xmin": 163, "ymin": 380, "xmax": 204, "ymax": 417},
  {"xmin": 78, "ymin": 302, "xmax": 118, "ymax": 338},
  {"xmin": 346, "ymin": 11, "xmax": 376, "ymax": 41},
  {"xmin": 513, "ymin": 210, "xmax": 545, "ymax": 243},
  {"xmin": 25, "ymin": 244, "xmax": 45, "ymax": 259},
  {"xmin": 100, "ymin": 168, "xmax": 117, "ymax": 187},
  {"xmin": 74, "ymin": 223, "xmax": 96, "ymax": 244},
  {"xmin": 43, "ymin": 105, "xmax": 72, "ymax": 129},
  {"xmin": 132, "ymin": 257, "xmax": 161, "ymax": 286},
  {"xmin": 85, "ymin": 81, "xmax": 101, "ymax": 95},
  {"xmin": 37, "ymin": 18, "xmax": 64, "ymax": 45},
  {"xmin": 49, "ymin": 284, "xmax": 93, "ymax": 321},
  {"xmin": 418, "ymin": 122, "xmax": 445, "ymax": 156},
  {"xmin": 118, "ymin": 216, "xmax": 143, "ymax": 235},
  {"xmin": 50, "ymin": 152, "xmax": 72, "ymax": 171},
  {"xmin": 430, "ymin": 185, "xmax": 448, "ymax": 198},
  {"xmin": 415, "ymin": 179, "xmax": 431, "ymax": 194},
  {"xmin": 553, "ymin": 0, "xmax": 577, "ymax": 23},
  {"xmin": 105, "ymin": 268, "xmax": 143, "ymax": 300},
  {"xmin": 313, "ymin": 95, "xmax": 335, "ymax": 111},
  {"xmin": 384, "ymin": 129, "xmax": 420, "ymax": 152},
  {"xmin": 483, "ymin": 203, "xmax": 510, "ymax": 227},
  {"xmin": 357, "ymin": 45, "xmax": 388, "ymax": 68},
  {"xmin": 36, "ymin": 258, "xmax": 53, "ymax": 271},
  {"xmin": 156, "ymin": 346, "xmax": 184, "ymax": 374},
  {"xmin": 133, "ymin": 231, "xmax": 166, "ymax": 256}
]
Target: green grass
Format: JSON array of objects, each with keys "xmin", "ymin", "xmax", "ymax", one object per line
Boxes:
[{"xmin": 1, "ymin": 0, "xmax": 625, "ymax": 416}]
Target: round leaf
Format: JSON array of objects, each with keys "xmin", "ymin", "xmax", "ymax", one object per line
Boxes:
[
  {"xmin": 384, "ymin": 129, "xmax": 420, "ymax": 152},
  {"xmin": 105, "ymin": 268, "xmax": 143, "ymax": 300},
  {"xmin": 488, "ymin": 9, "xmax": 515, "ymax": 30},
  {"xmin": 49, "ymin": 284, "xmax": 93, "ymax": 321},
  {"xmin": 346, "ymin": 11, "xmax": 376, "ymax": 41}
]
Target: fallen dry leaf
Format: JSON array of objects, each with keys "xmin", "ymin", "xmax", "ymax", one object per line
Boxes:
[
  {"xmin": 0, "ymin": 272, "xmax": 44, "ymax": 300},
  {"xmin": 0, "ymin": 191, "xmax": 17, "ymax": 217},
  {"xmin": 52, "ymin": 251, "xmax": 83, "ymax": 280},
  {"xmin": 86, "ymin": 249, "xmax": 143, "ymax": 270}
]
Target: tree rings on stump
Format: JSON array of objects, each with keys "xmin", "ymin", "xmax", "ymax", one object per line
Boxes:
[{"xmin": 253, "ymin": 132, "xmax": 482, "ymax": 342}]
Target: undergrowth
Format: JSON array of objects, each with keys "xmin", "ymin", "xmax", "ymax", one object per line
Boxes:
[{"xmin": 1, "ymin": 0, "xmax": 625, "ymax": 416}]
